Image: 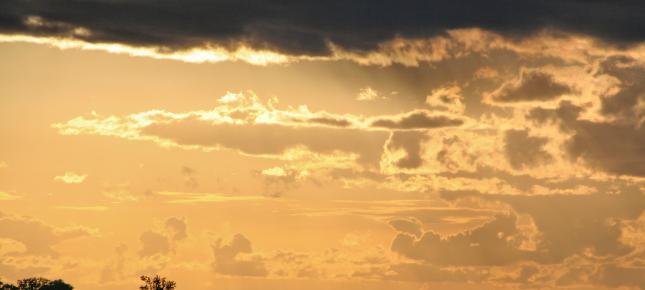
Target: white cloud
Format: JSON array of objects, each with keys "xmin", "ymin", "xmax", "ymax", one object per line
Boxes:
[
  {"xmin": 54, "ymin": 172, "xmax": 88, "ymax": 184},
  {"xmin": 356, "ymin": 87, "xmax": 383, "ymax": 101}
]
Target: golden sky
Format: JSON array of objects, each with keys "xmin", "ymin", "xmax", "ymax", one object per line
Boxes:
[{"xmin": 1, "ymin": 2, "xmax": 645, "ymax": 289}]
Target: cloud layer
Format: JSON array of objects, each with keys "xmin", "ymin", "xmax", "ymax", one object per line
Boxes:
[{"xmin": 1, "ymin": 0, "xmax": 644, "ymax": 58}]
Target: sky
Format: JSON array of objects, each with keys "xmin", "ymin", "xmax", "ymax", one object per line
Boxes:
[{"xmin": 0, "ymin": 1, "xmax": 645, "ymax": 289}]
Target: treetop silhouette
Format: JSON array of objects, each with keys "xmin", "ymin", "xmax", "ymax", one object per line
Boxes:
[
  {"xmin": 0, "ymin": 277, "xmax": 73, "ymax": 290},
  {"xmin": 139, "ymin": 275, "xmax": 176, "ymax": 290}
]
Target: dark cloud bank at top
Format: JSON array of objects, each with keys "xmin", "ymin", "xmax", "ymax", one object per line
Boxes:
[{"xmin": 1, "ymin": 0, "xmax": 644, "ymax": 56}]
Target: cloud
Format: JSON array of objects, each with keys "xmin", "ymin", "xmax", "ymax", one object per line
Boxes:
[
  {"xmin": 0, "ymin": 192, "xmax": 19, "ymax": 201},
  {"xmin": 597, "ymin": 56, "xmax": 645, "ymax": 125},
  {"xmin": 442, "ymin": 191, "xmax": 645, "ymax": 264},
  {"xmin": 100, "ymin": 244, "xmax": 127, "ymax": 283},
  {"xmin": 356, "ymin": 87, "xmax": 382, "ymax": 101},
  {"xmin": 503, "ymin": 129, "xmax": 552, "ymax": 170},
  {"xmin": 165, "ymin": 217, "xmax": 187, "ymax": 241},
  {"xmin": 0, "ymin": 212, "xmax": 95, "ymax": 256},
  {"xmin": 388, "ymin": 262, "xmax": 484, "ymax": 283},
  {"xmin": 489, "ymin": 69, "xmax": 573, "ymax": 103},
  {"xmin": 0, "ymin": 0, "xmax": 642, "ymax": 60},
  {"xmin": 155, "ymin": 191, "xmax": 263, "ymax": 204},
  {"xmin": 384, "ymin": 131, "xmax": 428, "ymax": 169},
  {"xmin": 299, "ymin": 116, "xmax": 352, "ymax": 128},
  {"xmin": 566, "ymin": 118, "xmax": 645, "ymax": 177},
  {"xmin": 138, "ymin": 231, "xmax": 170, "ymax": 257},
  {"xmin": 391, "ymin": 214, "xmax": 529, "ymax": 266},
  {"xmin": 529, "ymin": 98, "xmax": 645, "ymax": 177},
  {"xmin": 596, "ymin": 264, "xmax": 645, "ymax": 289},
  {"xmin": 54, "ymin": 92, "xmax": 400, "ymax": 167},
  {"xmin": 53, "ymin": 172, "xmax": 87, "ymax": 184},
  {"xmin": 180, "ymin": 166, "xmax": 198, "ymax": 190},
  {"xmin": 143, "ymin": 120, "xmax": 388, "ymax": 165},
  {"xmin": 370, "ymin": 110, "xmax": 463, "ymax": 130},
  {"xmin": 139, "ymin": 217, "xmax": 187, "ymax": 257},
  {"xmin": 425, "ymin": 85, "xmax": 464, "ymax": 114},
  {"xmin": 212, "ymin": 234, "xmax": 267, "ymax": 277},
  {"xmin": 388, "ymin": 218, "xmax": 422, "ymax": 237},
  {"xmin": 259, "ymin": 166, "xmax": 307, "ymax": 197}
]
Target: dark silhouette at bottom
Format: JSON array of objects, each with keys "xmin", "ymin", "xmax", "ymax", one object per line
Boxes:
[
  {"xmin": 139, "ymin": 275, "xmax": 176, "ymax": 290},
  {"xmin": 0, "ymin": 277, "xmax": 73, "ymax": 290},
  {"xmin": 1, "ymin": 275, "xmax": 176, "ymax": 289}
]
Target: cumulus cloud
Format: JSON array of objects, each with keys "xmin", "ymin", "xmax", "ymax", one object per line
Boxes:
[
  {"xmin": 489, "ymin": 69, "xmax": 573, "ymax": 103},
  {"xmin": 503, "ymin": 129, "xmax": 552, "ymax": 170},
  {"xmin": 138, "ymin": 217, "xmax": 187, "ymax": 257},
  {"xmin": 370, "ymin": 110, "xmax": 463, "ymax": 130},
  {"xmin": 212, "ymin": 234, "xmax": 267, "ymax": 277}
]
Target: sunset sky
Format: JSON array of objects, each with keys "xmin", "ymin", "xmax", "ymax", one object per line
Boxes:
[{"xmin": 1, "ymin": 1, "xmax": 645, "ymax": 289}]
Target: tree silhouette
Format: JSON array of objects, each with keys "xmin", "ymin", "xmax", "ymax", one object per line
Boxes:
[
  {"xmin": 17, "ymin": 278, "xmax": 49, "ymax": 290},
  {"xmin": 0, "ymin": 278, "xmax": 74, "ymax": 290},
  {"xmin": 38, "ymin": 280, "xmax": 73, "ymax": 290},
  {"xmin": 0, "ymin": 280, "xmax": 19, "ymax": 290},
  {"xmin": 139, "ymin": 275, "xmax": 176, "ymax": 290}
]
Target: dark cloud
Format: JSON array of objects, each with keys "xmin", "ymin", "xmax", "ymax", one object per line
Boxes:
[
  {"xmin": 597, "ymin": 56, "xmax": 645, "ymax": 124},
  {"xmin": 391, "ymin": 214, "xmax": 529, "ymax": 266},
  {"xmin": 212, "ymin": 234, "xmax": 267, "ymax": 277},
  {"xmin": 370, "ymin": 110, "xmax": 463, "ymax": 130},
  {"xmin": 386, "ymin": 131, "xmax": 428, "ymax": 169},
  {"xmin": 2, "ymin": 0, "xmax": 641, "ymax": 57},
  {"xmin": 142, "ymin": 119, "xmax": 389, "ymax": 166},
  {"xmin": 490, "ymin": 70, "xmax": 573, "ymax": 103},
  {"xmin": 529, "ymin": 100, "xmax": 645, "ymax": 177},
  {"xmin": 596, "ymin": 264, "xmax": 645, "ymax": 289},
  {"xmin": 302, "ymin": 116, "xmax": 352, "ymax": 128},
  {"xmin": 566, "ymin": 118, "xmax": 645, "ymax": 177},
  {"xmin": 441, "ymin": 191, "xmax": 645, "ymax": 264},
  {"xmin": 503, "ymin": 129, "xmax": 552, "ymax": 169}
]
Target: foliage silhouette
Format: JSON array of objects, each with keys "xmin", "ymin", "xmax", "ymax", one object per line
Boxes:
[
  {"xmin": 139, "ymin": 275, "xmax": 176, "ymax": 290},
  {"xmin": 0, "ymin": 280, "xmax": 19, "ymax": 290},
  {"xmin": 0, "ymin": 278, "xmax": 72, "ymax": 290}
]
